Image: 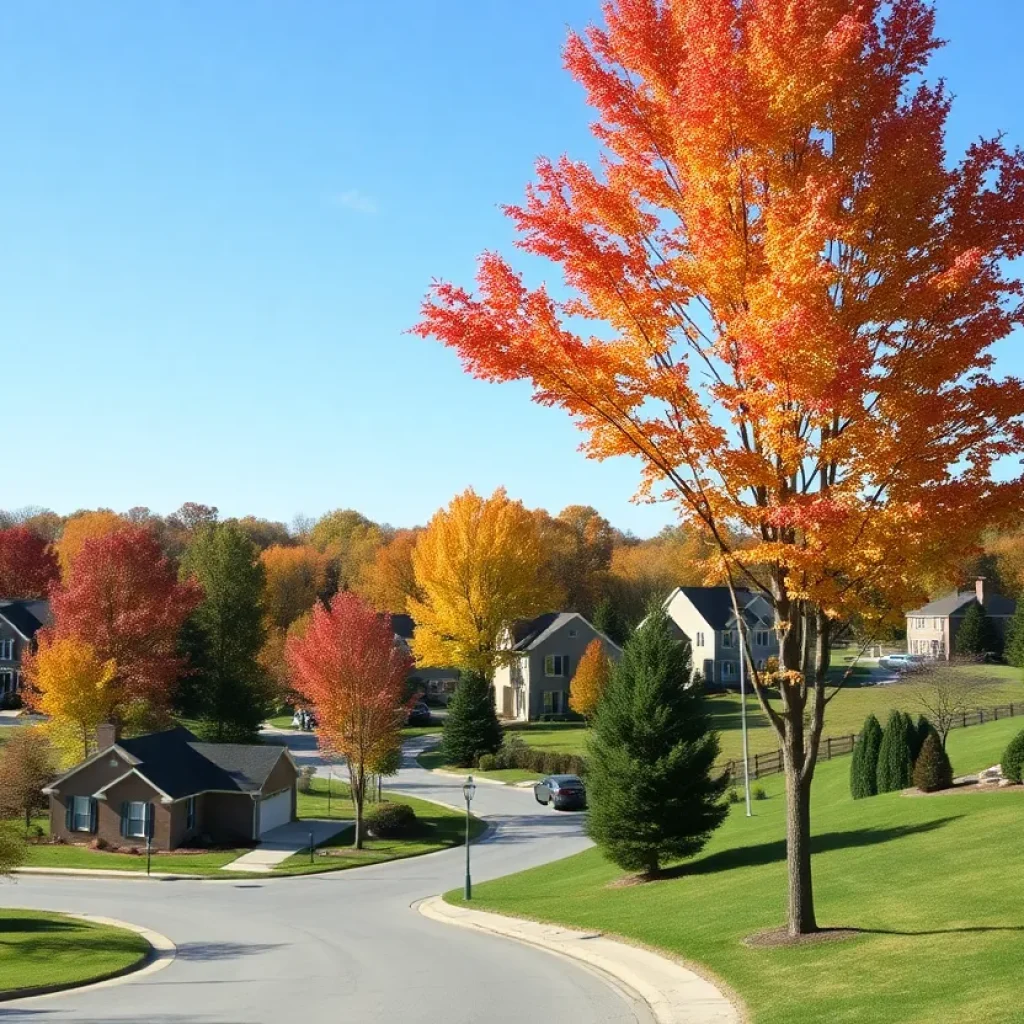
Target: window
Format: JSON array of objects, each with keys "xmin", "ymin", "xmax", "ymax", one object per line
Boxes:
[
  {"xmin": 933, "ymin": 617, "xmax": 942, "ymax": 630},
  {"xmin": 722, "ymin": 661, "xmax": 737, "ymax": 679},
  {"xmin": 914, "ymin": 618, "xmax": 925, "ymax": 629},
  {"xmin": 125, "ymin": 801, "xmax": 151, "ymax": 839},
  {"xmin": 754, "ymin": 630, "xmax": 770, "ymax": 647},
  {"xmin": 0, "ymin": 639, "xmax": 13, "ymax": 660},
  {"xmin": 543, "ymin": 691, "xmax": 565, "ymax": 715},
  {"xmin": 71, "ymin": 796, "xmax": 94, "ymax": 833},
  {"xmin": 186, "ymin": 796, "xmax": 196, "ymax": 831},
  {"xmin": 722, "ymin": 631, "xmax": 734, "ymax": 648},
  {"xmin": 568, "ymin": 629, "xmax": 577, "ymax": 638},
  {"xmin": 544, "ymin": 655, "xmax": 569, "ymax": 677},
  {"xmin": 0, "ymin": 671, "xmax": 12, "ymax": 694},
  {"xmin": 695, "ymin": 632, "xmax": 705, "ymax": 647}
]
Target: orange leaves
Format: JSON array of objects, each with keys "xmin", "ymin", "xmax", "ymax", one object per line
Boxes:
[{"xmin": 569, "ymin": 638, "xmax": 612, "ymax": 720}]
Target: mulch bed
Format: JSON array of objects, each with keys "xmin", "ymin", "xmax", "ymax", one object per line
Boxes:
[
  {"xmin": 902, "ymin": 781, "xmax": 1023, "ymax": 798},
  {"xmin": 743, "ymin": 927, "xmax": 861, "ymax": 948}
]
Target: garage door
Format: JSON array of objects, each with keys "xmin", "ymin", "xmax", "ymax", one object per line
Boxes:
[{"xmin": 258, "ymin": 790, "xmax": 292, "ymax": 835}]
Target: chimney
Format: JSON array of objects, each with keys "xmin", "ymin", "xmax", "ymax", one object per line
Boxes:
[
  {"xmin": 975, "ymin": 577, "xmax": 987, "ymax": 607},
  {"xmin": 96, "ymin": 722, "xmax": 119, "ymax": 751}
]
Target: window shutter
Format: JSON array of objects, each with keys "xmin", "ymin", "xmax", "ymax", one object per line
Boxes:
[
  {"xmin": 89, "ymin": 798, "xmax": 98, "ymax": 834},
  {"xmin": 563, "ymin": 656, "xmax": 570, "ymax": 678},
  {"xmin": 120, "ymin": 801, "xmax": 129, "ymax": 838},
  {"xmin": 65, "ymin": 800, "xmax": 74, "ymax": 831}
]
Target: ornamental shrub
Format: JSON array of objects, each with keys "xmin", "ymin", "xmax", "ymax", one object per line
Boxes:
[
  {"xmin": 876, "ymin": 710, "xmax": 913, "ymax": 793},
  {"xmin": 495, "ymin": 734, "xmax": 529, "ymax": 770},
  {"xmin": 913, "ymin": 731, "xmax": 954, "ymax": 792},
  {"xmin": 911, "ymin": 715, "xmax": 932, "ymax": 763},
  {"xmin": 477, "ymin": 753, "xmax": 498, "ymax": 772},
  {"xmin": 850, "ymin": 713, "xmax": 883, "ymax": 799},
  {"xmin": 1002, "ymin": 729, "xmax": 1024, "ymax": 784},
  {"xmin": 365, "ymin": 801, "xmax": 418, "ymax": 839}
]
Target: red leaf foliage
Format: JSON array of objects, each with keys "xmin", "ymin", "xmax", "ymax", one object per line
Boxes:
[{"xmin": 0, "ymin": 527, "xmax": 60, "ymax": 599}]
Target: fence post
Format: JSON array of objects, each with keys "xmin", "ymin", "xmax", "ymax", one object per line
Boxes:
[
  {"xmin": 826, "ymin": 737, "xmax": 832, "ymax": 760},
  {"xmin": 962, "ymin": 713, "xmax": 967, "ymax": 727},
  {"xmin": 995, "ymin": 707, "xmax": 1000, "ymax": 721},
  {"xmin": 753, "ymin": 752, "xmax": 760, "ymax": 779}
]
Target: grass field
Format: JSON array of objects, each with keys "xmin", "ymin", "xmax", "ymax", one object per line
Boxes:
[
  {"xmin": 450, "ymin": 716, "xmax": 1024, "ymax": 1024},
  {"xmin": 0, "ymin": 909, "xmax": 150, "ymax": 995}
]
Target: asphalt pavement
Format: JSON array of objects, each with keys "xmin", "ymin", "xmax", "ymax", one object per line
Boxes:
[{"xmin": 1, "ymin": 733, "xmax": 653, "ymax": 1024}]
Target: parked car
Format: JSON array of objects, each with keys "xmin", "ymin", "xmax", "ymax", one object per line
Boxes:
[
  {"xmin": 878, "ymin": 653, "xmax": 926, "ymax": 673},
  {"xmin": 534, "ymin": 775, "xmax": 587, "ymax": 811},
  {"xmin": 407, "ymin": 702, "xmax": 432, "ymax": 727}
]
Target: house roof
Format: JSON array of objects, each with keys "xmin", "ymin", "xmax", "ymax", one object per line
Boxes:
[
  {"xmin": 510, "ymin": 612, "xmax": 564, "ymax": 650},
  {"xmin": 0, "ymin": 599, "xmax": 49, "ymax": 641},
  {"xmin": 907, "ymin": 591, "xmax": 1016, "ymax": 618},
  {"xmin": 670, "ymin": 587, "xmax": 764, "ymax": 630},
  {"xmin": 389, "ymin": 613, "xmax": 415, "ymax": 642}
]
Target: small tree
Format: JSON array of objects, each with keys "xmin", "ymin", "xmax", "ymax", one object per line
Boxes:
[
  {"xmin": 911, "ymin": 715, "xmax": 932, "ymax": 764},
  {"xmin": 850, "ymin": 714, "xmax": 883, "ymax": 800},
  {"xmin": 0, "ymin": 823, "xmax": 25, "ymax": 878},
  {"xmin": 913, "ymin": 731, "xmax": 954, "ymax": 792},
  {"xmin": 912, "ymin": 667, "xmax": 993, "ymax": 750},
  {"xmin": 1004, "ymin": 596, "xmax": 1024, "ymax": 668},
  {"xmin": 592, "ymin": 596, "xmax": 628, "ymax": 647},
  {"xmin": 440, "ymin": 672, "xmax": 502, "ymax": 768},
  {"xmin": 0, "ymin": 727, "xmax": 54, "ymax": 829},
  {"xmin": 1002, "ymin": 729, "xmax": 1024, "ymax": 784},
  {"xmin": 876, "ymin": 710, "xmax": 913, "ymax": 793},
  {"xmin": 954, "ymin": 603, "xmax": 999, "ymax": 658},
  {"xmin": 286, "ymin": 593, "xmax": 412, "ymax": 849},
  {"xmin": 569, "ymin": 639, "xmax": 611, "ymax": 721},
  {"xmin": 586, "ymin": 607, "xmax": 727, "ymax": 877}
]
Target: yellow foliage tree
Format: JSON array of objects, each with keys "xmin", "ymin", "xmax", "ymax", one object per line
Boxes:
[
  {"xmin": 569, "ymin": 638, "xmax": 611, "ymax": 720},
  {"xmin": 24, "ymin": 636, "xmax": 117, "ymax": 767},
  {"xmin": 353, "ymin": 529, "xmax": 422, "ymax": 613},
  {"xmin": 56, "ymin": 510, "xmax": 123, "ymax": 578},
  {"xmin": 409, "ymin": 488, "xmax": 558, "ymax": 678},
  {"xmin": 260, "ymin": 545, "xmax": 326, "ymax": 630}
]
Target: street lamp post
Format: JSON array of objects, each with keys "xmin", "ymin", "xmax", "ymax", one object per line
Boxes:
[{"xmin": 463, "ymin": 775, "xmax": 476, "ymax": 900}]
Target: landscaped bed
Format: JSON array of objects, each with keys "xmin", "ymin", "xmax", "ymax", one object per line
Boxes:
[
  {"xmin": 0, "ymin": 909, "xmax": 151, "ymax": 997},
  {"xmin": 447, "ymin": 716, "xmax": 1024, "ymax": 1024}
]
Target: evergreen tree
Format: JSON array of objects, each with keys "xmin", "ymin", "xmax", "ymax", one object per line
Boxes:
[
  {"xmin": 876, "ymin": 709, "xmax": 913, "ymax": 793},
  {"xmin": 913, "ymin": 730, "xmax": 953, "ymax": 792},
  {"xmin": 1004, "ymin": 595, "xmax": 1024, "ymax": 668},
  {"xmin": 901, "ymin": 711, "xmax": 917, "ymax": 760},
  {"xmin": 440, "ymin": 672, "xmax": 502, "ymax": 767},
  {"xmin": 586, "ymin": 606, "xmax": 728, "ymax": 876},
  {"xmin": 850, "ymin": 713, "xmax": 883, "ymax": 799},
  {"xmin": 911, "ymin": 715, "xmax": 932, "ymax": 763},
  {"xmin": 593, "ymin": 595, "xmax": 629, "ymax": 647},
  {"xmin": 1002, "ymin": 729, "xmax": 1024, "ymax": 784},
  {"xmin": 179, "ymin": 523, "xmax": 270, "ymax": 742},
  {"xmin": 954, "ymin": 602, "xmax": 999, "ymax": 657}
]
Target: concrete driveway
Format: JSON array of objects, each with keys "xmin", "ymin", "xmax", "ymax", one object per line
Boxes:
[
  {"xmin": 3, "ymin": 734, "xmax": 650, "ymax": 1024},
  {"xmin": 220, "ymin": 819, "xmax": 352, "ymax": 873}
]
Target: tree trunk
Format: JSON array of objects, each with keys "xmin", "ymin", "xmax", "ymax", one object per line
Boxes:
[
  {"xmin": 783, "ymin": 749, "xmax": 816, "ymax": 935},
  {"xmin": 352, "ymin": 765, "xmax": 364, "ymax": 850}
]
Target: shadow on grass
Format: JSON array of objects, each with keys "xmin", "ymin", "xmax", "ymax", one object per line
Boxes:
[
  {"xmin": 0, "ymin": 918, "xmax": 83, "ymax": 935},
  {"xmin": 671, "ymin": 817, "xmax": 963, "ymax": 878},
  {"xmin": 858, "ymin": 925, "xmax": 1024, "ymax": 936}
]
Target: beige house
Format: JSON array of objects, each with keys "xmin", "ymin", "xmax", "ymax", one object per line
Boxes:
[{"xmin": 905, "ymin": 579, "xmax": 1015, "ymax": 659}]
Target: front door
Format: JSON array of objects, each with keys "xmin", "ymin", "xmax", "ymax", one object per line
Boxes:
[{"xmin": 703, "ymin": 659, "xmax": 715, "ymax": 683}]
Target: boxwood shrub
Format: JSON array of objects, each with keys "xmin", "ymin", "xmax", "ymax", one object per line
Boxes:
[{"xmin": 365, "ymin": 801, "xmax": 418, "ymax": 838}]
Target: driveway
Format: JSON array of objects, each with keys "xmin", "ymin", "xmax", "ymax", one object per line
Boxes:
[
  {"xmin": 3, "ymin": 734, "xmax": 650, "ymax": 1024},
  {"xmin": 220, "ymin": 818, "xmax": 352, "ymax": 873}
]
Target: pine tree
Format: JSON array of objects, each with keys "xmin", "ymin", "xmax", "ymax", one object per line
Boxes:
[
  {"xmin": 179, "ymin": 523, "xmax": 270, "ymax": 742},
  {"xmin": 850, "ymin": 713, "xmax": 883, "ymax": 799},
  {"xmin": 911, "ymin": 715, "xmax": 932, "ymax": 763},
  {"xmin": 913, "ymin": 730, "xmax": 953, "ymax": 792},
  {"xmin": 593, "ymin": 596, "xmax": 628, "ymax": 647},
  {"xmin": 1004, "ymin": 595, "xmax": 1024, "ymax": 668},
  {"xmin": 586, "ymin": 606, "xmax": 728, "ymax": 877},
  {"xmin": 954, "ymin": 602, "xmax": 999, "ymax": 657},
  {"xmin": 440, "ymin": 672, "xmax": 502, "ymax": 767},
  {"xmin": 876, "ymin": 710, "xmax": 913, "ymax": 793}
]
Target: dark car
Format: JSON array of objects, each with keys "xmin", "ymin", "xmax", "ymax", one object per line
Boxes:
[
  {"xmin": 534, "ymin": 774, "xmax": 587, "ymax": 811},
  {"xmin": 407, "ymin": 702, "xmax": 432, "ymax": 727}
]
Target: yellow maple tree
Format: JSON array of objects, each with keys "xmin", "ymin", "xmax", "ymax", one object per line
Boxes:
[
  {"xmin": 409, "ymin": 488, "xmax": 559, "ymax": 678},
  {"xmin": 353, "ymin": 529, "xmax": 422, "ymax": 613},
  {"xmin": 568, "ymin": 638, "xmax": 611, "ymax": 720},
  {"xmin": 56, "ymin": 510, "xmax": 123, "ymax": 578}
]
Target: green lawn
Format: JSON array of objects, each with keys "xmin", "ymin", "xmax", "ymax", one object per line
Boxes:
[
  {"xmin": 450, "ymin": 716, "xmax": 1024, "ymax": 1024},
  {"xmin": 278, "ymin": 777, "xmax": 486, "ymax": 874},
  {"xmin": 0, "ymin": 909, "xmax": 150, "ymax": 996},
  {"xmin": 20, "ymin": 842, "xmax": 248, "ymax": 874}
]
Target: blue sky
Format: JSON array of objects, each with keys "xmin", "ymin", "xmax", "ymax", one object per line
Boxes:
[{"xmin": 2, "ymin": 2, "xmax": 1022, "ymax": 536}]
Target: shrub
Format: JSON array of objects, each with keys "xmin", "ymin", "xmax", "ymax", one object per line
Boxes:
[
  {"xmin": 296, "ymin": 766, "xmax": 316, "ymax": 794},
  {"xmin": 566, "ymin": 754, "xmax": 587, "ymax": 777},
  {"xmin": 495, "ymin": 734, "xmax": 528, "ymax": 770},
  {"xmin": 542, "ymin": 752, "xmax": 564, "ymax": 774},
  {"xmin": 440, "ymin": 672, "xmax": 502, "ymax": 767},
  {"xmin": 529, "ymin": 749, "xmax": 549, "ymax": 773},
  {"xmin": 365, "ymin": 801, "xmax": 418, "ymax": 839},
  {"xmin": 911, "ymin": 715, "xmax": 932, "ymax": 763},
  {"xmin": 477, "ymin": 753, "xmax": 498, "ymax": 772},
  {"xmin": 876, "ymin": 709, "xmax": 913, "ymax": 793},
  {"xmin": 87, "ymin": 837, "xmax": 109, "ymax": 851},
  {"xmin": 913, "ymin": 730, "xmax": 954, "ymax": 792},
  {"xmin": 1002, "ymin": 729, "xmax": 1024, "ymax": 784},
  {"xmin": 727, "ymin": 788, "xmax": 741, "ymax": 804},
  {"xmin": 850, "ymin": 713, "xmax": 883, "ymax": 799},
  {"xmin": 753, "ymin": 786, "xmax": 768, "ymax": 801}
]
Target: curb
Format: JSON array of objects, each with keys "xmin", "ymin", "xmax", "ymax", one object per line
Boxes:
[
  {"xmin": 14, "ymin": 867, "xmax": 203, "ymax": 881},
  {"xmin": 416, "ymin": 896, "xmax": 741, "ymax": 1024},
  {"xmin": 0, "ymin": 911, "xmax": 176, "ymax": 1003},
  {"xmin": 427, "ymin": 767, "xmax": 512, "ymax": 787}
]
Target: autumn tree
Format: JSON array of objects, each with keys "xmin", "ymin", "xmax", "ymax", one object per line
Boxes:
[
  {"xmin": 536, "ymin": 506, "xmax": 614, "ymax": 616},
  {"xmin": 569, "ymin": 638, "xmax": 612, "ymax": 720},
  {"xmin": 56, "ymin": 510, "xmax": 123, "ymax": 578},
  {"xmin": 286, "ymin": 592, "xmax": 412, "ymax": 848},
  {"xmin": 0, "ymin": 727, "xmax": 54, "ymax": 829},
  {"xmin": 179, "ymin": 523, "xmax": 270, "ymax": 742},
  {"xmin": 47, "ymin": 525, "xmax": 200, "ymax": 723},
  {"xmin": 309, "ymin": 509, "xmax": 386, "ymax": 592},
  {"xmin": 0, "ymin": 527, "xmax": 59, "ymax": 598},
  {"xmin": 415, "ymin": 1, "xmax": 1024, "ymax": 935},
  {"xmin": 0, "ymin": 824, "xmax": 24, "ymax": 877},
  {"xmin": 353, "ymin": 529, "xmax": 423, "ymax": 613},
  {"xmin": 261, "ymin": 545, "xmax": 327, "ymax": 630},
  {"xmin": 224, "ymin": 516, "xmax": 292, "ymax": 551},
  {"xmin": 23, "ymin": 636, "xmax": 117, "ymax": 765},
  {"xmin": 409, "ymin": 488, "xmax": 556, "ymax": 678}
]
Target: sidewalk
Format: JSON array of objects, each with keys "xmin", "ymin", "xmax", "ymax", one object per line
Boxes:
[
  {"xmin": 221, "ymin": 819, "xmax": 352, "ymax": 873},
  {"xmin": 418, "ymin": 896, "xmax": 742, "ymax": 1024}
]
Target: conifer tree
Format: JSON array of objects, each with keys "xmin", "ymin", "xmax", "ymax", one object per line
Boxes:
[
  {"xmin": 955, "ymin": 603, "xmax": 999, "ymax": 657},
  {"xmin": 876, "ymin": 710, "xmax": 913, "ymax": 793},
  {"xmin": 850, "ymin": 713, "xmax": 883, "ymax": 799},
  {"xmin": 1004, "ymin": 596, "xmax": 1024, "ymax": 668},
  {"xmin": 440, "ymin": 672, "xmax": 502, "ymax": 768},
  {"xmin": 913, "ymin": 731, "xmax": 953, "ymax": 792},
  {"xmin": 586, "ymin": 606, "xmax": 727, "ymax": 877},
  {"xmin": 593, "ymin": 596, "xmax": 628, "ymax": 647}
]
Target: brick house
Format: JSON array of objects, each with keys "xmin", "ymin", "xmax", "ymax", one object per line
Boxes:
[{"xmin": 44, "ymin": 725, "xmax": 298, "ymax": 850}]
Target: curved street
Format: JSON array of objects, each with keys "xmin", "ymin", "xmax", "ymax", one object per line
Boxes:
[{"xmin": 1, "ymin": 734, "xmax": 653, "ymax": 1024}]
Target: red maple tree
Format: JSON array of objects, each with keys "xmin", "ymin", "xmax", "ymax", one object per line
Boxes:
[
  {"xmin": 0, "ymin": 527, "xmax": 60, "ymax": 599},
  {"xmin": 286, "ymin": 592, "xmax": 412, "ymax": 848},
  {"xmin": 47, "ymin": 525, "xmax": 201, "ymax": 721}
]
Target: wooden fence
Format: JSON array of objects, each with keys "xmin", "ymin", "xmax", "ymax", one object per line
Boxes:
[{"xmin": 717, "ymin": 702, "xmax": 1023, "ymax": 782}]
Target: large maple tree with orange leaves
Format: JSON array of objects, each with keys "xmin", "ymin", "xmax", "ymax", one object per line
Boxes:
[{"xmin": 416, "ymin": 0, "xmax": 1024, "ymax": 935}]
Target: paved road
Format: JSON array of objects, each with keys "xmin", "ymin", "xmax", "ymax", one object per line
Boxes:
[{"xmin": 2, "ymin": 734, "xmax": 652, "ymax": 1024}]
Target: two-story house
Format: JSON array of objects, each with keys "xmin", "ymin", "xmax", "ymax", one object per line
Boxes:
[
  {"xmin": 390, "ymin": 613, "xmax": 461, "ymax": 704},
  {"xmin": 661, "ymin": 587, "xmax": 778, "ymax": 687},
  {"xmin": 492, "ymin": 612, "xmax": 622, "ymax": 721},
  {"xmin": 905, "ymin": 578, "xmax": 1014, "ymax": 659},
  {"xmin": 0, "ymin": 599, "xmax": 50, "ymax": 703}
]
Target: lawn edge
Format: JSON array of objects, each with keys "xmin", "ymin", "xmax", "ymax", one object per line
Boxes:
[{"xmin": 0, "ymin": 910, "xmax": 176, "ymax": 1003}]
